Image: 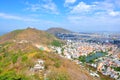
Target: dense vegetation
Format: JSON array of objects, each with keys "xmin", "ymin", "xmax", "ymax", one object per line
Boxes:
[
  {"xmin": 113, "ymin": 67, "xmax": 120, "ymax": 71},
  {"xmin": 78, "ymin": 56, "xmax": 86, "ymax": 63},
  {"xmin": 51, "ymin": 40, "xmax": 62, "ymax": 47}
]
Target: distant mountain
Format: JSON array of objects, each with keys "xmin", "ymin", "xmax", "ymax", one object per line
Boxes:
[{"xmin": 46, "ymin": 27, "xmax": 72, "ymax": 35}]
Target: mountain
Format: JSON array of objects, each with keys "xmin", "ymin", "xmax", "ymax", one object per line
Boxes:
[
  {"xmin": 0, "ymin": 28, "xmax": 97, "ymax": 80},
  {"xmin": 0, "ymin": 27, "xmax": 58, "ymax": 44},
  {"xmin": 46, "ymin": 27, "xmax": 72, "ymax": 35}
]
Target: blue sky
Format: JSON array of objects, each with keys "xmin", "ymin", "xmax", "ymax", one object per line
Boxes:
[{"xmin": 0, "ymin": 0, "xmax": 120, "ymax": 32}]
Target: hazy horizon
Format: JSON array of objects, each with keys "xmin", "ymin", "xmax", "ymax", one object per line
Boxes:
[{"xmin": 0, "ymin": 27, "xmax": 120, "ymax": 36}]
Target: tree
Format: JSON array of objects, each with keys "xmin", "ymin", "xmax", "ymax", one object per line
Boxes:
[
  {"xmin": 78, "ymin": 56, "xmax": 86, "ymax": 63},
  {"xmin": 51, "ymin": 40, "xmax": 62, "ymax": 47}
]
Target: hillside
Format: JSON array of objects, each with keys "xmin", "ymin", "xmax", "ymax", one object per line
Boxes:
[
  {"xmin": 0, "ymin": 28, "xmax": 97, "ymax": 80},
  {"xmin": 46, "ymin": 27, "xmax": 72, "ymax": 35},
  {"xmin": 0, "ymin": 28, "xmax": 58, "ymax": 45}
]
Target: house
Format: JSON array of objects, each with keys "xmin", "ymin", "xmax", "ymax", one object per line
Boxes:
[
  {"xmin": 34, "ymin": 64, "xmax": 44, "ymax": 70},
  {"xmin": 97, "ymin": 62, "xmax": 104, "ymax": 71},
  {"xmin": 34, "ymin": 59, "xmax": 44, "ymax": 71}
]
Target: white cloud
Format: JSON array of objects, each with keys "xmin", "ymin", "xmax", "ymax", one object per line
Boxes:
[
  {"xmin": 25, "ymin": 0, "xmax": 59, "ymax": 14},
  {"xmin": 109, "ymin": 10, "xmax": 120, "ymax": 16},
  {"xmin": 68, "ymin": 0, "xmax": 120, "ymax": 17},
  {"xmin": 0, "ymin": 12, "xmax": 62, "ymax": 30},
  {"xmin": 70, "ymin": 2, "xmax": 94, "ymax": 14},
  {"xmin": 42, "ymin": 1, "xmax": 59, "ymax": 14},
  {"xmin": 25, "ymin": 2, "xmax": 41, "ymax": 12},
  {"xmin": 0, "ymin": 13, "xmax": 22, "ymax": 20},
  {"xmin": 65, "ymin": 0, "xmax": 76, "ymax": 4},
  {"xmin": 65, "ymin": 0, "xmax": 120, "ymax": 31},
  {"xmin": 64, "ymin": 0, "xmax": 76, "ymax": 7},
  {"xmin": 92, "ymin": 1, "xmax": 114, "ymax": 11},
  {"xmin": 0, "ymin": 13, "xmax": 39, "ymax": 22},
  {"xmin": 66, "ymin": 15, "xmax": 120, "ymax": 31}
]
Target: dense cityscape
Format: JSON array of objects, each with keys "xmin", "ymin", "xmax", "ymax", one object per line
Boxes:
[{"xmin": 51, "ymin": 32, "xmax": 120, "ymax": 80}]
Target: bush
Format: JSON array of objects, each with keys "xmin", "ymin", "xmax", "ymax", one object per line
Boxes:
[
  {"xmin": 3, "ymin": 52, "xmax": 8, "ymax": 57},
  {"xmin": 34, "ymin": 52, "xmax": 45, "ymax": 59},
  {"xmin": 51, "ymin": 40, "xmax": 62, "ymax": 47},
  {"xmin": 78, "ymin": 56, "xmax": 86, "ymax": 63},
  {"xmin": 54, "ymin": 60, "xmax": 61, "ymax": 68},
  {"xmin": 113, "ymin": 67, "xmax": 120, "ymax": 71},
  {"xmin": 0, "ymin": 68, "xmax": 3, "ymax": 73},
  {"xmin": 12, "ymin": 54, "xmax": 18, "ymax": 64},
  {"xmin": 22, "ymin": 55, "xmax": 28, "ymax": 62},
  {"xmin": 0, "ymin": 56, "xmax": 2, "ymax": 61},
  {"xmin": 89, "ymin": 60, "xmax": 94, "ymax": 63}
]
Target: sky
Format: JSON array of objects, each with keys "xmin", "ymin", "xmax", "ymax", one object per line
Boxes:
[{"xmin": 0, "ymin": 0, "xmax": 120, "ymax": 32}]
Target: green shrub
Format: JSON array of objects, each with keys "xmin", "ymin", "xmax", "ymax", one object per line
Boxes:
[
  {"xmin": 61, "ymin": 48, "xmax": 64, "ymax": 55},
  {"xmin": 0, "ymin": 68, "xmax": 3, "ymax": 73},
  {"xmin": 22, "ymin": 55, "xmax": 28, "ymax": 62},
  {"xmin": 0, "ymin": 56, "xmax": 2, "ymax": 61},
  {"xmin": 34, "ymin": 52, "xmax": 45, "ymax": 59},
  {"xmin": 113, "ymin": 67, "xmax": 120, "ymax": 71},
  {"xmin": 51, "ymin": 40, "xmax": 62, "ymax": 47},
  {"xmin": 54, "ymin": 60, "xmax": 61, "ymax": 68},
  {"xmin": 12, "ymin": 54, "xmax": 18, "ymax": 64},
  {"xmin": 78, "ymin": 56, "xmax": 86, "ymax": 63},
  {"xmin": 3, "ymin": 52, "xmax": 8, "ymax": 57}
]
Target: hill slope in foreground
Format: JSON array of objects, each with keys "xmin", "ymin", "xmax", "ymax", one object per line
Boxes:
[{"xmin": 0, "ymin": 28, "xmax": 97, "ymax": 80}]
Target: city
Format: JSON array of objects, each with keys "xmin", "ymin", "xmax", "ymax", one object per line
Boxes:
[{"xmin": 51, "ymin": 32, "xmax": 120, "ymax": 80}]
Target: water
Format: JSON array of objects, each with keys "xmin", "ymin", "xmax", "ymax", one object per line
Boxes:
[{"xmin": 86, "ymin": 52, "xmax": 107, "ymax": 62}]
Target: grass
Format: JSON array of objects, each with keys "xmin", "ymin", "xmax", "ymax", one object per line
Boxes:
[{"xmin": 0, "ymin": 40, "xmax": 96, "ymax": 80}]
